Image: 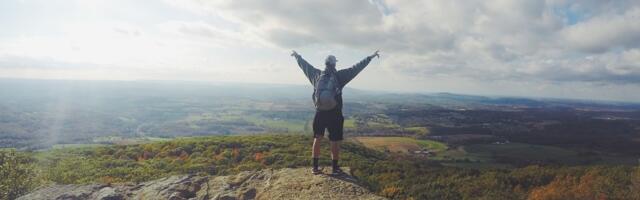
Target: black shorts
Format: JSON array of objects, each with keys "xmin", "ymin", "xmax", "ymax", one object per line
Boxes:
[{"xmin": 312, "ymin": 110, "xmax": 344, "ymax": 141}]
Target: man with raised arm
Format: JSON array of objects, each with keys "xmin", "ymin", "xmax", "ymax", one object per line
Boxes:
[{"xmin": 291, "ymin": 50, "xmax": 380, "ymax": 175}]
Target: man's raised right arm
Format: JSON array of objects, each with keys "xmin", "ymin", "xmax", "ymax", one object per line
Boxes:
[{"xmin": 291, "ymin": 50, "xmax": 320, "ymax": 85}]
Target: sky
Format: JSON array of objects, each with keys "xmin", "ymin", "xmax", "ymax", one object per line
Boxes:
[{"xmin": 1, "ymin": 0, "xmax": 640, "ymax": 102}]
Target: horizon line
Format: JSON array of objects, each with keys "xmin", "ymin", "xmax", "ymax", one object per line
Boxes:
[{"xmin": 1, "ymin": 76, "xmax": 639, "ymax": 104}]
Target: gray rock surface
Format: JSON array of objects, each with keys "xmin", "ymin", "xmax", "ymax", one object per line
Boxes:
[{"xmin": 18, "ymin": 168, "xmax": 387, "ymax": 200}]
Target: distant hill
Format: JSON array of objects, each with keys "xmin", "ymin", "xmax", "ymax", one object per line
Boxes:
[{"xmin": 1, "ymin": 78, "xmax": 638, "ymax": 108}]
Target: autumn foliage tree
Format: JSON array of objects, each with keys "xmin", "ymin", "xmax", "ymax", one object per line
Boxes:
[{"xmin": 528, "ymin": 167, "xmax": 636, "ymax": 200}]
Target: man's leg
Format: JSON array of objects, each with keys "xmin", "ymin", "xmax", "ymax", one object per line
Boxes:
[
  {"xmin": 330, "ymin": 141, "xmax": 340, "ymax": 171},
  {"xmin": 328, "ymin": 114, "xmax": 344, "ymax": 173},
  {"xmin": 330, "ymin": 141, "xmax": 339, "ymax": 160},
  {"xmin": 311, "ymin": 112, "xmax": 324, "ymax": 174},
  {"xmin": 312, "ymin": 135, "xmax": 322, "ymax": 164}
]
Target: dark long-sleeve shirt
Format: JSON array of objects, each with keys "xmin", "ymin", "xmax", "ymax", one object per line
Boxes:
[{"xmin": 294, "ymin": 54, "xmax": 374, "ymax": 112}]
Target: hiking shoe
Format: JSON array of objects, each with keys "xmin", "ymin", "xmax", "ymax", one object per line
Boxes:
[
  {"xmin": 332, "ymin": 167, "xmax": 345, "ymax": 175},
  {"xmin": 311, "ymin": 168, "xmax": 322, "ymax": 175}
]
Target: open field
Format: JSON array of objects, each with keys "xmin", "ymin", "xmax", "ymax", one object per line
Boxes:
[
  {"xmin": 343, "ymin": 118, "xmax": 357, "ymax": 129},
  {"xmin": 431, "ymin": 146, "xmax": 491, "ymax": 163},
  {"xmin": 432, "ymin": 143, "xmax": 580, "ymax": 164},
  {"xmin": 52, "ymin": 144, "xmax": 106, "ymax": 149},
  {"xmin": 244, "ymin": 116, "xmax": 306, "ymax": 132},
  {"xmin": 51, "ymin": 137, "xmax": 173, "ymax": 150},
  {"xmin": 352, "ymin": 136, "xmax": 447, "ymax": 153},
  {"xmin": 180, "ymin": 112, "xmax": 308, "ymax": 133},
  {"xmin": 404, "ymin": 126, "xmax": 430, "ymax": 136},
  {"xmin": 416, "ymin": 139, "xmax": 447, "ymax": 151}
]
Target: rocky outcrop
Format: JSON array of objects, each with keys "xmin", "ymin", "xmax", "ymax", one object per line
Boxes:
[{"xmin": 18, "ymin": 168, "xmax": 387, "ymax": 200}]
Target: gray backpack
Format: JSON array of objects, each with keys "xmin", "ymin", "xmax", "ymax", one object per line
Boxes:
[{"xmin": 314, "ymin": 72, "xmax": 340, "ymax": 111}]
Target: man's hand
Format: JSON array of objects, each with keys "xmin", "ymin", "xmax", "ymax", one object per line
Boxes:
[
  {"xmin": 291, "ymin": 50, "xmax": 299, "ymax": 57},
  {"xmin": 371, "ymin": 50, "xmax": 380, "ymax": 58}
]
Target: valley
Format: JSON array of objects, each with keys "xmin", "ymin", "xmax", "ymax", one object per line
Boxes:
[{"xmin": 1, "ymin": 79, "xmax": 640, "ymax": 199}]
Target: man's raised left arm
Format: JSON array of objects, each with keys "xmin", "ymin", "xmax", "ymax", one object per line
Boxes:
[{"xmin": 337, "ymin": 50, "xmax": 380, "ymax": 86}]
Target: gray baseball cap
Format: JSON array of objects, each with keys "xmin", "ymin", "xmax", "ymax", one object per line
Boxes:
[{"xmin": 325, "ymin": 55, "xmax": 337, "ymax": 65}]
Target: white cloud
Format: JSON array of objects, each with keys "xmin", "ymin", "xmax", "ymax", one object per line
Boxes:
[
  {"xmin": 170, "ymin": 0, "xmax": 640, "ymax": 85},
  {"xmin": 2, "ymin": 0, "xmax": 640, "ymax": 101},
  {"xmin": 562, "ymin": 7, "xmax": 640, "ymax": 53},
  {"xmin": 158, "ymin": 20, "xmax": 247, "ymax": 46}
]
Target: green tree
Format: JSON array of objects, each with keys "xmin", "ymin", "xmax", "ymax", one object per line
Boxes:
[{"xmin": 0, "ymin": 150, "xmax": 40, "ymax": 200}]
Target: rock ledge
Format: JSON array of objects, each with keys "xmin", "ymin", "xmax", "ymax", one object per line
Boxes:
[{"xmin": 18, "ymin": 168, "xmax": 387, "ymax": 200}]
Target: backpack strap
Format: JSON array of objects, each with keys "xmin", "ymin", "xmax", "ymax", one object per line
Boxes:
[{"xmin": 330, "ymin": 72, "xmax": 342, "ymax": 95}]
